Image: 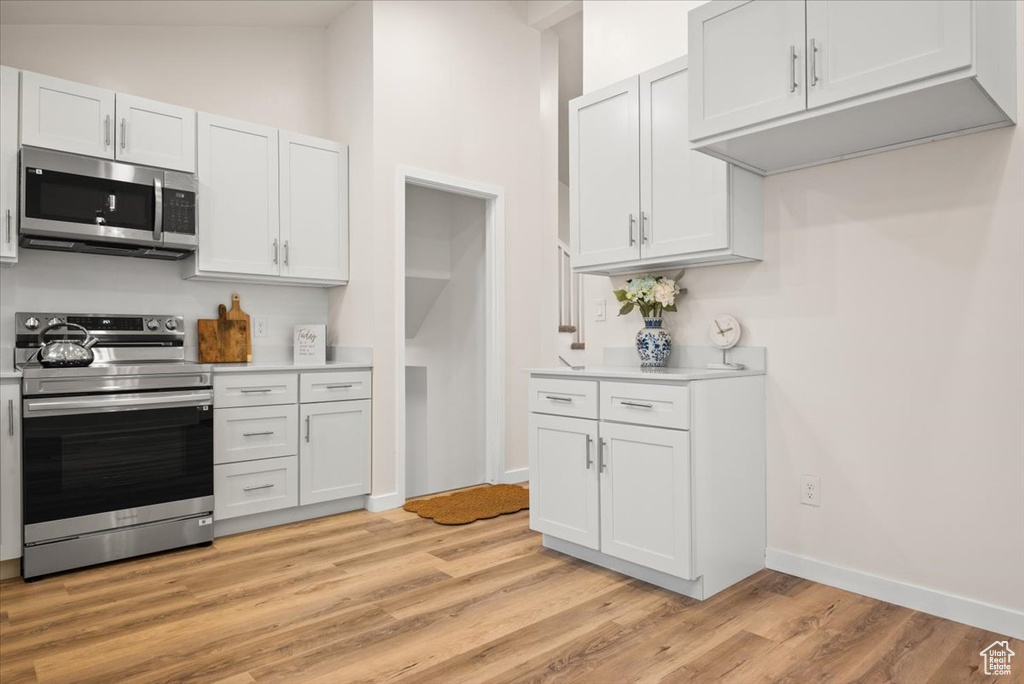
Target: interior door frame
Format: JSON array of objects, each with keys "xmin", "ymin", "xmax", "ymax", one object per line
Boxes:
[{"xmin": 394, "ymin": 166, "xmax": 507, "ymax": 504}]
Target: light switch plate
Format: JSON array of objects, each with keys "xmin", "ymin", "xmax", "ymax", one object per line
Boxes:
[{"xmin": 595, "ymin": 298, "xmax": 606, "ymax": 322}]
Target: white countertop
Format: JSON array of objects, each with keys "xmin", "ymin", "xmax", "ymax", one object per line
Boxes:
[
  {"xmin": 527, "ymin": 365, "xmax": 764, "ymax": 381},
  {"xmin": 210, "ymin": 360, "xmax": 372, "ymax": 374},
  {"xmin": 0, "ymin": 369, "xmax": 21, "ymax": 380}
]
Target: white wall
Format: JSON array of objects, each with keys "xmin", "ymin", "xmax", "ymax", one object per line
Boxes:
[
  {"xmin": 336, "ymin": 0, "xmax": 556, "ymax": 497},
  {"xmin": 0, "ymin": 23, "xmax": 333, "ymax": 364},
  {"xmin": 580, "ymin": 0, "xmax": 1024, "ymax": 616},
  {"xmin": 405, "ymin": 185, "xmax": 487, "ymax": 496}
]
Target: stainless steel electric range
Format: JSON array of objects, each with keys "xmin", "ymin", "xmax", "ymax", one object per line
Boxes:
[{"xmin": 15, "ymin": 312, "xmax": 214, "ymax": 579}]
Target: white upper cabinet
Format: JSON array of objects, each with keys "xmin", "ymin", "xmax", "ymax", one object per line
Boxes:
[
  {"xmin": 21, "ymin": 71, "xmax": 115, "ymax": 159},
  {"xmin": 196, "ymin": 113, "xmax": 280, "ymax": 277},
  {"xmin": 689, "ymin": 0, "xmax": 1017, "ymax": 175},
  {"xmin": 299, "ymin": 399, "xmax": 371, "ymax": 505},
  {"xmin": 0, "ymin": 66, "xmax": 18, "ymax": 263},
  {"xmin": 279, "ymin": 132, "xmax": 349, "ymax": 282},
  {"xmin": 688, "ymin": 0, "xmax": 806, "ymax": 141},
  {"xmin": 114, "ymin": 93, "xmax": 196, "ymax": 172},
  {"xmin": 805, "ymin": 0, "xmax": 972, "ymax": 109},
  {"xmin": 20, "ymin": 71, "xmax": 196, "ymax": 171},
  {"xmin": 569, "ymin": 78, "xmax": 641, "ymax": 269},
  {"xmin": 570, "ymin": 57, "xmax": 764, "ymax": 276}
]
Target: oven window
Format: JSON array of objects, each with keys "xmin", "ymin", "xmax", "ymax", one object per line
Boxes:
[
  {"xmin": 24, "ymin": 168, "xmax": 154, "ymax": 231},
  {"xmin": 22, "ymin": 406, "xmax": 213, "ymax": 525}
]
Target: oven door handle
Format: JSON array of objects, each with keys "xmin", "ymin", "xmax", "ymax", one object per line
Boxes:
[{"xmin": 24, "ymin": 390, "xmax": 213, "ymax": 417}]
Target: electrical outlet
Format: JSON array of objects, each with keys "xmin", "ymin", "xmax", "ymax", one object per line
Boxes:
[
  {"xmin": 254, "ymin": 317, "xmax": 269, "ymax": 338},
  {"xmin": 594, "ymin": 298, "xmax": 606, "ymax": 322},
  {"xmin": 801, "ymin": 475, "xmax": 820, "ymax": 506}
]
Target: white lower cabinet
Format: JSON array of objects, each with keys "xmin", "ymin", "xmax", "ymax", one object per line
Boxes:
[
  {"xmin": 599, "ymin": 422, "xmax": 692, "ymax": 579},
  {"xmin": 212, "ymin": 368, "xmax": 372, "ymax": 526},
  {"xmin": 529, "ymin": 372, "xmax": 765, "ymax": 600},
  {"xmin": 0, "ymin": 379, "xmax": 21, "ymax": 562},
  {"xmin": 299, "ymin": 399, "xmax": 371, "ymax": 505}
]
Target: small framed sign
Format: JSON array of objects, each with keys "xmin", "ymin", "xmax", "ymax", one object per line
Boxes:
[{"xmin": 293, "ymin": 324, "xmax": 326, "ymax": 365}]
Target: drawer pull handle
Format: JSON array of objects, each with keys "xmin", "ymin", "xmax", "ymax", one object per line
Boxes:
[
  {"xmin": 326, "ymin": 384, "xmax": 354, "ymax": 390},
  {"xmin": 242, "ymin": 431, "xmax": 274, "ymax": 437},
  {"xmin": 240, "ymin": 388, "xmax": 273, "ymax": 394},
  {"xmin": 620, "ymin": 401, "xmax": 653, "ymax": 409},
  {"xmin": 7, "ymin": 399, "xmax": 13, "ymax": 437},
  {"xmin": 243, "ymin": 483, "xmax": 275, "ymax": 492},
  {"xmin": 545, "ymin": 395, "xmax": 572, "ymax": 403}
]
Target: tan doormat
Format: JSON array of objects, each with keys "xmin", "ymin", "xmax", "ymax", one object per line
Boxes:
[{"xmin": 404, "ymin": 484, "xmax": 529, "ymax": 525}]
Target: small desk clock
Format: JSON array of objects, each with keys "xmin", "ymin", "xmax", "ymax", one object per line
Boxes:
[{"xmin": 707, "ymin": 314, "xmax": 745, "ymax": 370}]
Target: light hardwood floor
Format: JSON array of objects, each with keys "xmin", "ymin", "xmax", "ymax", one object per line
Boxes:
[{"xmin": 0, "ymin": 505, "xmax": 1019, "ymax": 683}]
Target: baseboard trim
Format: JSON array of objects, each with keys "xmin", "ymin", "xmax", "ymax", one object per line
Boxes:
[
  {"xmin": 215, "ymin": 496, "xmax": 367, "ymax": 538},
  {"xmin": 0, "ymin": 558, "xmax": 20, "ymax": 580},
  {"xmin": 366, "ymin": 491, "xmax": 405, "ymax": 512},
  {"xmin": 502, "ymin": 467, "xmax": 529, "ymax": 485},
  {"xmin": 766, "ymin": 548, "xmax": 1024, "ymax": 640}
]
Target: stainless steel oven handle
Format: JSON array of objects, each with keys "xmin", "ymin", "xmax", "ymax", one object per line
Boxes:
[
  {"xmin": 24, "ymin": 390, "xmax": 213, "ymax": 416},
  {"xmin": 153, "ymin": 176, "xmax": 163, "ymax": 240}
]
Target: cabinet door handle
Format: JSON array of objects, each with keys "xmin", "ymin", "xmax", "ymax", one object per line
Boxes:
[
  {"xmin": 242, "ymin": 431, "xmax": 274, "ymax": 437},
  {"xmin": 104, "ymin": 115, "xmax": 111, "ymax": 147},
  {"xmin": 243, "ymin": 483, "xmax": 274, "ymax": 492},
  {"xmin": 789, "ymin": 45, "xmax": 798, "ymax": 93},
  {"xmin": 809, "ymin": 38, "xmax": 819, "ymax": 87},
  {"xmin": 598, "ymin": 438, "xmax": 607, "ymax": 473},
  {"xmin": 7, "ymin": 400, "xmax": 13, "ymax": 437},
  {"xmin": 628, "ymin": 214, "xmax": 636, "ymax": 246},
  {"xmin": 620, "ymin": 400, "xmax": 654, "ymax": 409},
  {"xmin": 305, "ymin": 415, "xmax": 311, "ymax": 442},
  {"xmin": 240, "ymin": 388, "xmax": 273, "ymax": 394},
  {"xmin": 273, "ymin": 239, "xmax": 279, "ymax": 264},
  {"xmin": 5, "ymin": 208, "xmax": 11, "ymax": 244},
  {"xmin": 326, "ymin": 384, "xmax": 354, "ymax": 390},
  {"xmin": 120, "ymin": 118, "xmax": 127, "ymax": 150},
  {"xmin": 585, "ymin": 434, "xmax": 594, "ymax": 470},
  {"xmin": 640, "ymin": 212, "xmax": 649, "ymax": 244},
  {"xmin": 545, "ymin": 394, "xmax": 572, "ymax": 403},
  {"xmin": 283, "ymin": 240, "xmax": 289, "ymax": 265}
]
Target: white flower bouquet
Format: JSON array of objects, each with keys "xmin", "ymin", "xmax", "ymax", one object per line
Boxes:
[{"xmin": 613, "ymin": 270, "xmax": 687, "ymax": 319}]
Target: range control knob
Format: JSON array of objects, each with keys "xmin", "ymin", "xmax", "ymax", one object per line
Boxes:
[
  {"xmin": 146, "ymin": 319, "xmax": 160, "ymax": 331},
  {"xmin": 165, "ymin": 319, "xmax": 178, "ymax": 331},
  {"xmin": 24, "ymin": 317, "xmax": 40, "ymax": 330},
  {"xmin": 48, "ymin": 317, "xmax": 63, "ymax": 327}
]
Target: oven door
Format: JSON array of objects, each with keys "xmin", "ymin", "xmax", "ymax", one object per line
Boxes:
[
  {"xmin": 22, "ymin": 390, "xmax": 213, "ymax": 544},
  {"xmin": 20, "ymin": 147, "xmax": 163, "ymax": 248}
]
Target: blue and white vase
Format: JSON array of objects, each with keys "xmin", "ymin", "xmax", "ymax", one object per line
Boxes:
[{"xmin": 636, "ymin": 317, "xmax": 672, "ymax": 368}]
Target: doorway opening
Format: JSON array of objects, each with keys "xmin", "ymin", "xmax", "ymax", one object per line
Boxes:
[{"xmin": 396, "ymin": 168, "xmax": 505, "ymax": 502}]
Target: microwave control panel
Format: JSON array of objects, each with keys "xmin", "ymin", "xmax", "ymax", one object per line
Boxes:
[{"xmin": 162, "ymin": 189, "xmax": 196, "ymax": 236}]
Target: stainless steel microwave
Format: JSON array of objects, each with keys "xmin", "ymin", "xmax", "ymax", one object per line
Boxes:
[{"xmin": 20, "ymin": 147, "xmax": 198, "ymax": 260}]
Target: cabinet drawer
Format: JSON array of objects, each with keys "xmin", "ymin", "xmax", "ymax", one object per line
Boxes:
[
  {"xmin": 529, "ymin": 377, "xmax": 598, "ymax": 419},
  {"xmin": 300, "ymin": 370, "xmax": 371, "ymax": 403},
  {"xmin": 215, "ymin": 405, "xmax": 298, "ymax": 465},
  {"xmin": 600, "ymin": 382, "xmax": 689, "ymax": 430},
  {"xmin": 214, "ymin": 456, "xmax": 298, "ymax": 520},
  {"xmin": 214, "ymin": 373, "xmax": 297, "ymax": 408}
]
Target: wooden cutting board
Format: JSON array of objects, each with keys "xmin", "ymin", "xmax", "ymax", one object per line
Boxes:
[
  {"xmin": 197, "ymin": 302, "xmax": 250, "ymax": 363},
  {"xmin": 224, "ymin": 294, "xmax": 252, "ymax": 362}
]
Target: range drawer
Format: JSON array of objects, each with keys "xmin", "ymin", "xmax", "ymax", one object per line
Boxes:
[
  {"xmin": 600, "ymin": 381, "xmax": 689, "ymax": 430},
  {"xmin": 529, "ymin": 377, "xmax": 598, "ymax": 419},
  {"xmin": 214, "ymin": 455, "xmax": 298, "ymax": 520},
  {"xmin": 300, "ymin": 370, "xmax": 371, "ymax": 404},
  {"xmin": 214, "ymin": 404, "xmax": 298, "ymax": 465},
  {"xmin": 214, "ymin": 372, "xmax": 298, "ymax": 408}
]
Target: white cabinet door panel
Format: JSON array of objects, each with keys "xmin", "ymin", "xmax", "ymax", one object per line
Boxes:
[
  {"xmin": 528, "ymin": 414, "xmax": 600, "ymax": 550},
  {"xmin": 115, "ymin": 94, "xmax": 196, "ymax": 172},
  {"xmin": 569, "ymin": 77, "xmax": 641, "ymax": 268},
  {"xmin": 689, "ymin": 0, "xmax": 806, "ymax": 140},
  {"xmin": 280, "ymin": 132, "xmax": 348, "ymax": 282},
  {"xmin": 299, "ymin": 399, "xmax": 370, "ymax": 505},
  {"xmin": 197, "ymin": 113, "xmax": 279, "ymax": 276},
  {"xmin": 599, "ymin": 422, "xmax": 693, "ymax": 579},
  {"xmin": 0, "ymin": 382, "xmax": 21, "ymax": 561},
  {"xmin": 20, "ymin": 71, "xmax": 115, "ymax": 159},
  {"xmin": 806, "ymin": 0, "xmax": 972, "ymax": 109},
  {"xmin": 640, "ymin": 59, "xmax": 729, "ymax": 258},
  {"xmin": 0, "ymin": 66, "xmax": 18, "ymax": 262}
]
